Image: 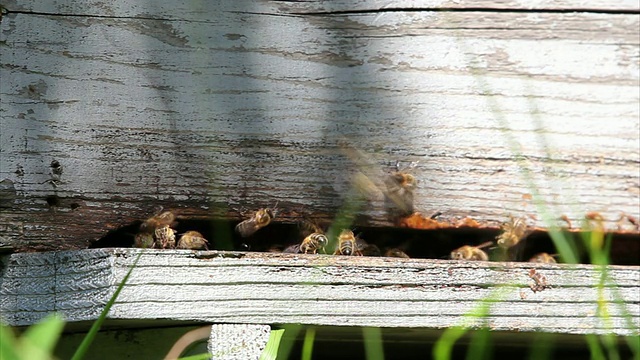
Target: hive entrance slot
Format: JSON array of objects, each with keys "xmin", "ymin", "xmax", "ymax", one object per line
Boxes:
[{"xmin": 91, "ymin": 218, "xmax": 639, "ymax": 265}]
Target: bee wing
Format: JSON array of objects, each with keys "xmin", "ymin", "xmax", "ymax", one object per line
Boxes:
[{"xmin": 235, "ymin": 218, "xmax": 258, "ymax": 237}]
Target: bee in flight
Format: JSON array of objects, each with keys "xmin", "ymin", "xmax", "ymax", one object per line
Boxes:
[
  {"xmin": 334, "ymin": 229, "xmax": 363, "ymax": 256},
  {"xmin": 496, "ymin": 216, "xmax": 528, "ymax": 249},
  {"xmin": 154, "ymin": 225, "xmax": 176, "ymax": 249},
  {"xmin": 177, "ymin": 231, "xmax": 209, "ymax": 250},
  {"xmin": 528, "ymin": 252, "xmax": 557, "ymax": 264},
  {"xmin": 139, "ymin": 211, "xmax": 176, "ymax": 233},
  {"xmin": 134, "ymin": 210, "xmax": 177, "ymax": 248},
  {"xmin": 450, "ymin": 241, "xmax": 493, "ymax": 261},
  {"xmin": 384, "ymin": 161, "xmax": 418, "ymax": 220},
  {"xmin": 235, "ymin": 204, "xmax": 277, "ymax": 238}
]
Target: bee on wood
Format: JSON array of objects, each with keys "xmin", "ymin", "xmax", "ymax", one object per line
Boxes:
[
  {"xmin": 359, "ymin": 240, "xmax": 381, "ymax": 257},
  {"xmin": 177, "ymin": 231, "xmax": 209, "ymax": 250},
  {"xmin": 384, "ymin": 248, "xmax": 410, "ymax": 258},
  {"xmin": 139, "ymin": 211, "xmax": 176, "ymax": 233},
  {"xmin": 496, "ymin": 216, "xmax": 528, "ymax": 249},
  {"xmin": 384, "ymin": 161, "xmax": 418, "ymax": 220},
  {"xmin": 334, "ymin": 229, "xmax": 363, "ymax": 256},
  {"xmin": 282, "ymin": 243, "xmax": 301, "ymax": 254},
  {"xmin": 559, "ymin": 215, "xmax": 572, "ymax": 229},
  {"xmin": 450, "ymin": 241, "xmax": 493, "ymax": 261},
  {"xmin": 234, "ymin": 206, "xmax": 276, "ymax": 238},
  {"xmin": 300, "ymin": 233, "xmax": 329, "ymax": 254},
  {"xmin": 154, "ymin": 225, "xmax": 176, "ymax": 249},
  {"xmin": 529, "ymin": 253, "xmax": 557, "ymax": 264},
  {"xmin": 297, "ymin": 219, "xmax": 328, "ymax": 254},
  {"xmin": 529, "ymin": 268, "xmax": 548, "ymax": 292},
  {"xmin": 134, "ymin": 232, "xmax": 155, "ymax": 248},
  {"xmin": 616, "ymin": 213, "xmax": 640, "ymax": 231}
]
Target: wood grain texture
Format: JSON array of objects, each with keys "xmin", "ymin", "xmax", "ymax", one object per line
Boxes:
[
  {"xmin": 0, "ymin": 0, "xmax": 639, "ymax": 251},
  {"xmin": 209, "ymin": 324, "xmax": 271, "ymax": 360},
  {"xmin": 1, "ymin": 249, "xmax": 638, "ymax": 336}
]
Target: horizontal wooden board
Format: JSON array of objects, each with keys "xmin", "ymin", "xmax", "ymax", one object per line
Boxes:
[
  {"xmin": 0, "ymin": 0, "xmax": 638, "ymax": 251},
  {"xmin": 1, "ymin": 249, "xmax": 638, "ymax": 336}
]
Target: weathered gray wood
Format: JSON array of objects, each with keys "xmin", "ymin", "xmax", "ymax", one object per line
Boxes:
[
  {"xmin": 1, "ymin": 249, "xmax": 638, "ymax": 336},
  {"xmin": 0, "ymin": 0, "xmax": 639, "ymax": 251},
  {"xmin": 209, "ymin": 324, "xmax": 271, "ymax": 360}
]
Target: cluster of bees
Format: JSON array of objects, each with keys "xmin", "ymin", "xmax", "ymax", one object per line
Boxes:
[
  {"xmin": 132, "ymin": 160, "xmax": 635, "ymax": 263},
  {"xmin": 134, "ymin": 211, "xmax": 209, "ymax": 250},
  {"xmin": 450, "ymin": 216, "xmax": 557, "ymax": 263},
  {"xmin": 230, "ymin": 204, "xmax": 555, "ymax": 262},
  {"xmin": 228, "ymin": 162, "xmax": 556, "ymax": 262}
]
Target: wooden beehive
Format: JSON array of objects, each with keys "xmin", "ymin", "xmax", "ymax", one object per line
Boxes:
[{"xmin": 0, "ymin": 1, "xmax": 639, "ymax": 358}]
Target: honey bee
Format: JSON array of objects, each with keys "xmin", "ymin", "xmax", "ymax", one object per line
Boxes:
[
  {"xmin": 139, "ymin": 211, "xmax": 176, "ymax": 233},
  {"xmin": 334, "ymin": 229, "xmax": 363, "ymax": 256},
  {"xmin": 450, "ymin": 241, "xmax": 493, "ymax": 261},
  {"xmin": 528, "ymin": 268, "xmax": 548, "ymax": 292},
  {"xmin": 384, "ymin": 248, "xmax": 410, "ymax": 258},
  {"xmin": 134, "ymin": 232, "xmax": 155, "ymax": 248},
  {"xmin": 384, "ymin": 161, "xmax": 418, "ymax": 220},
  {"xmin": 177, "ymin": 231, "xmax": 209, "ymax": 250},
  {"xmin": 282, "ymin": 244, "xmax": 301, "ymax": 253},
  {"xmin": 154, "ymin": 225, "xmax": 176, "ymax": 249},
  {"xmin": 584, "ymin": 211, "xmax": 606, "ymax": 233},
  {"xmin": 359, "ymin": 240, "xmax": 381, "ymax": 257},
  {"xmin": 300, "ymin": 233, "xmax": 329, "ymax": 254},
  {"xmin": 559, "ymin": 215, "xmax": 572, "ymax": 229},
  {"xmin": 234, "ymin": 206, "xmax": 276, "ymax": 238},
  {"xmin": 496, "ymin": 216, "xmax": 528, "ymax": 249},
  {"xmin": 529, "ymin": 253, "xmax": 557, "ymax": 263},
  {"xmin": 297, "ymin": 219, "xmax": 328, "ymax": 254}
]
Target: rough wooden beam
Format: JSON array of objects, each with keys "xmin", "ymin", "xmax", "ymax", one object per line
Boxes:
[
  {"xmin": 209, "ymin": 324, "xmax": 271, "ymax": 360},
  {"xmin": 1, "ymin": 0, "xmax": 638, "ymax": 251},
  {"xmin": 1, "ymin": 249, "xmax": 638, "ymax": 336}
]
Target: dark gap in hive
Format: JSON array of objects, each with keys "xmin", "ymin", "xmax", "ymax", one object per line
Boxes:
[{"xmin": 91, "ymin": 218, "xmax": 639, "ymax": 265}]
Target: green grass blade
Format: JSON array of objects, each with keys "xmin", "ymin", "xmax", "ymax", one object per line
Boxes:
[
  {"xmin": 527, "ymin": 332, "xmax": 555, "ymax": 360},
  {"xmin": 0, "ymin": 323, "xmax": 19, "ymax": 360},
  {"xmin": 276, "ymin": 324, "xmax": 302, "ymax": 360},
  {"xmin": 20, "ymin": 313, "xmax": 65, "ymax": 359},
  {"xmin": 70, "ymin": 251, "xmax": 142, "ymax": 360},
  {"xmin": 301, "ymin": 327, "xmax": 316, "ymax": 360},
  {"xmin": 177, "ymin": 353, "xmax": 214, "ymax": 360},
  {"xmin": 362, "ymin": 327, "xmax": 385, "ymax": 360},
  {"xmin": 259, "ymin": 329, "xmax": 285, "ymax": 360},
  {"xmin": 465, "ymin": 328, "xmax": 492, "ymax": 360},
  {"xmin": 434, "ymin": 326, "xmax": 467, "ymax": 360},
  {"xmin": 585, "ymin": 334, "xmax": 606, "ymax": 360}
]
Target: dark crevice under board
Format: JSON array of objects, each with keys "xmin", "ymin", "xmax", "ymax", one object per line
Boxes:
[{"xmin": 91, "ymin": 218, "xmax": 640, "ymax": 265}]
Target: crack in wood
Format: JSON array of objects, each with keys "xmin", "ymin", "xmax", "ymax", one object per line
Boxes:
[{"xmin": 295, "ymin": 7, "xmax": 640, "ymax": 16}]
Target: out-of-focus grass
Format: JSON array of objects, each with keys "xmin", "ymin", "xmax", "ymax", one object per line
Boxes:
[
  {"xmin": 301, "ymin": 328, "xmax": 316, "ymax": 360},
  {"xmin": 260, "ymin": 329, "xmax": 285, "ymax": 360},
  {"xmin": 363, "ymin": 327, "xmax": 385, "ymax": 360}
]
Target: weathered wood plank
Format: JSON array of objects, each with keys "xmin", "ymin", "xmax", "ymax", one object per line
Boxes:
[
  {"xmin": 209, "ymin": 324, "xmax": 271, "ymax": 360},
  {"xmin": 0, "ymin": 0, "xmax": 638, "ymax": 251},
  {"xmin": 1, "ymin": 249, "xmax": 638, "ymax": 336}
]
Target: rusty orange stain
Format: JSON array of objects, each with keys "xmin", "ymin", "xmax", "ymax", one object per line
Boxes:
[
  {"xmin": 398, "ymin": 212, "xmax": 445, "ymax": 229},
  {"xmin": 455, "ymin": 217, "xmax": 480, "ymax": 228}
]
